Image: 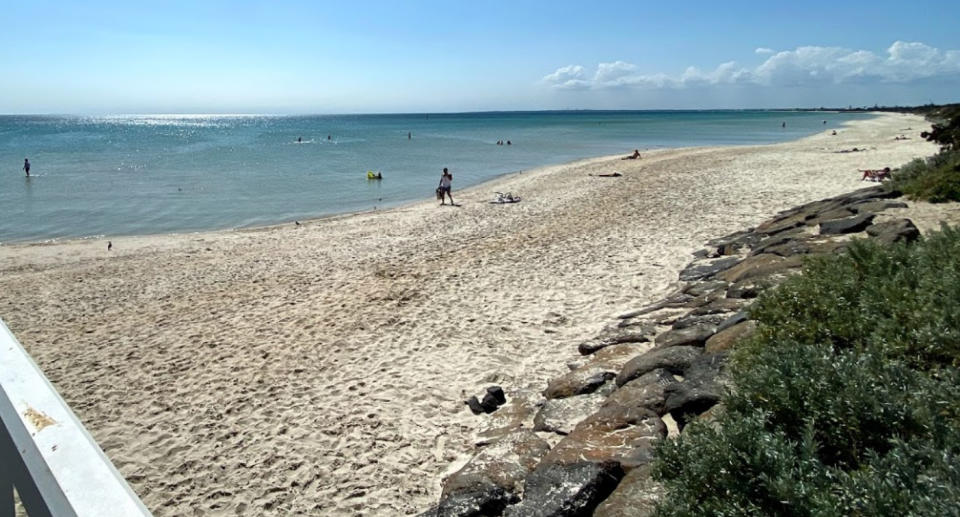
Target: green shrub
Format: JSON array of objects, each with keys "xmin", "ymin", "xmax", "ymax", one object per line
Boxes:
[
  {"xmin": 652, "ymin": 228, "xmax": 960, "ymax": 516},
  {"xmin": 889, "ymin": 142, "xmax": 960, "ymax": 203}
]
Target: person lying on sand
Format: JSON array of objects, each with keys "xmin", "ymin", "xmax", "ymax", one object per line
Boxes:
[
  {"xmin": 591, "ymin": 172, "xmax": 623, "ymax": 177},
  {"xmin": 860, "ymin": 167, "xmax": 891, "ymax": 181},
  {"xmin": 621, "ymin": 149, "xmax": 641, "ymax": 160}
]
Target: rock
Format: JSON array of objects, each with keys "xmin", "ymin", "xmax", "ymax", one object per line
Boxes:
[
  {"xmin": 605, "ymin": 368, "xmax": 677, "ymax": 416},
  {"xmin": 475, "ymin": 390, "xmax": 542, "ymax": 446},
  {"xmin": 592, "ymin": 463, "xmax": 663, "ymax": 517},
  {"xmin": 503, "ymin": 461, "xmax": 624, "ymax": 517},
  {"xmin": 466, "ymin": 397, "xmax": 485, "ymax": 415},
  {"xmin": 481, "ymin": 393, "xmax": 502, "ymax": 413},
  {"xmin": 726, "ymin": 278, "xmax": 773, "ymax": 299},
  {"xmin": 804, "ymin": 238, "xmax": 851, "ymax": 255},
  {"xmin": 835, "ymin": 185, "xmax": 902, "ymax": 203},
  {"xmin": 487, "ymin": 386, "xmax": 507, "ymax": 405},
  {"xmin": 615, "ymin": 317, "xmax": 658, "ymax": 333},
  {"xmin": 618, "ymin": 291, "xmax": 707, "ymax": 319},
  {"xmin": 683, "ymin": 280, "xmax": 729, "ymax": 298},
  {"xmin": 616, "ymin": 346, "xmax": 703, "ymax": 387},
  {"xmin": 671, "ymin": 312, "xmax": 729, "ymax": 330},
  {"xmin": 719, "ymin": 254, "xmax": 804, "ymax": 283},
  {"xmin": 850, "ymin": 200, "xmax": 908, "ymax": 214},
  {"xmin": 540, "ymin": 405, "xmax": 666, "ymax": 467},
  {"xmin": 866, "ymin": 218, "xmax": 920, "ymax": 244},
  {"xmin": 578, "ymin": 329, "xmax": 655, "ymax": 356},
  {"xmin": 438, "ymin": 430, "xmax": 551, "ymax": 517},
  {"xmin": 704, "ymin": 320, "xmax": 757, "ymax": 353},
  {"xmin": 548, "ymin": 344, "xmax": 647, "ymax": 399},
  {"xmin": 755, "ymin": 212, "xmax": 809, "ymax": 236},
  {"xmin": 678, "ymin": 257, "xmax": 742, "ymax": 281},
  {"xmin": 749, "ymin": 230, "xmax": 806, "ymax": 256},
  {"xmin": 534, "ymin": 393, "xmax": 608, "ymax": 435},
  {"xmin": 707, "ymin": 229, "xmax": 760, "ymax": 256},
  {"xmin": 716, "ymin": 311, "xmax": 749, "ymax": 332},
  {"xmin": 664, "ymin": 353, "xmax": 727, "ymax": 429},
  {"xmin": 819, "ymin": 213, "xmax": 876, "ymax": 235},
  {"xmin": 654, "ymin": 324, "xmax": 716, "ymax": 348},
  {"xmin": 690, "ymin": 297, "xmax": 748, "ymax": 316},
  {"xmin": 814, "ymin": 207, "xmax": 856, "ymax": 222}
]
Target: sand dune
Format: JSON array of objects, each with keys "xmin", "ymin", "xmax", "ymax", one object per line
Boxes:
[{"xmin": 0, "ymin": 113, "xmax": 937, "ymax": 515}]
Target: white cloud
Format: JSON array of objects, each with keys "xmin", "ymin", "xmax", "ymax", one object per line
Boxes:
[
  {"xmin": 542, "ymin": 65, "xmax": 589, "ymax": 89},
  {"xmin": 541, "ymin": 41, "xmax": 960, "ymax": 91},
  {"xmin": 594, "ymin": 61, "xmax": 638, "ymax": 86}
]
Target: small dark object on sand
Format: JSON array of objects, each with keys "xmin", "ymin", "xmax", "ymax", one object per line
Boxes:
[
  {"xmin": 465, "ymin": 396, "xmax": 485, "ymax": 415},
  {"xmin": 487, "ymin": 385, "xmax": 506, "ymax": 405},
  {"xmin": 107, "ymin": 241, "xmax": 112, "ymax": 251}
]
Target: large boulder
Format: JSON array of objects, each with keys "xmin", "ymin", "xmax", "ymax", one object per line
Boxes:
[
  {"xmin": 719, "ymin": 254, "xmax": 804, "ymax": 283},
  {"xmin": 866, "ymin": 218, "xmax": 920, "ymax": 244},
  {"xmin": 548, "ymin": 344, "xmax": 648, "ymax": 398},
  {"xmin": 616, "ymin": 346, "xmax": 703, "ymax": 387},
  {"xmin": 605, "ymin": 368, "xmax": 677, "ymax": 416},
  {"xmin": 715, "ymin": 311, "xmax": 749, "ymax": 332},
  {"xmin": 849, "ymin": 200, "xmax": 908, "ymax": 214},
  {"xmin": 755, "ymin": 212, "xmax": 809, "ymax": 236},
  {"xmin": 507, "ymin": 406, "xmax": 665, "ymax": 515},
  {"xmin": 654, "ymin": 324, "xmax": 716, "ymax": 348},
  {"xmin": 534, "ymin": 393, "xmax": 608, "ymax": 435},
  {"xmin": 683, "ymin": 280, "xmax": 729, "ymax": 297},
  {"xmin": 577, "ymin": 328, "xmax": 655, "ymax": 356},
  {"xmin": 671, "ymin": 312, "xmax": 729, "ymax": 330},
  {"xmin": 502, "ymin": 461, "xmax": 624, "ymax": 517},
  {"xmin": 704, "ymin": 320, "xmax": 757, "ymax": 353},
  {"xmin": 436, "ymin": 430, "xmax": 551, "ymax": 517},
  {"xmin": 678, "ymin": 257, "xmax": 742, "ymax": 281},
  {"xmin": 474, "ymin": 389, "xmax": 542, "ymax": 446},
  {"xmin": 664, "ymin": 353, "xmax": 728, "ymax": 430},
  {"xmin": 726, "ymin": 278, "xmax": 774, "ymax": 299},
  {"xmin": 539, "ymin": 405, "xmax": 666, "ymax": 469},
  {"xmin": 819, "ymin": 213, "xmax": 876, "ymax": 235},
  {"xmin": 592, "ymin": 463, "xmax": 663, "ymax": 517},
  {"xmin": 617, "ymin": 291, "xmax": 697, "ymax": 319},
  {"xmin": 834, "ymin": 185, "xmax": 902, "ymax": 203}
]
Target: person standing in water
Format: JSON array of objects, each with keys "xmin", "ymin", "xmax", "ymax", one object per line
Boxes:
[
  {"xmin": 438, "ymin": 167, "xmax": 454, "ymax": 206},
  {"xmin": 23, "ymin": 158, "xmax": 30, "ymax": 177}
]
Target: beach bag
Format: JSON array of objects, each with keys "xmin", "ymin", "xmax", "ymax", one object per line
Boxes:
[{"xmin": 436, "ymin": 187, "xmax": 443, "ymax": 200}]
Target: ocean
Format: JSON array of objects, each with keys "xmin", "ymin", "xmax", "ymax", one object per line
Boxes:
[{"xmin": 0, "ymin": 110, "xmax": 871, "ymax": 243}]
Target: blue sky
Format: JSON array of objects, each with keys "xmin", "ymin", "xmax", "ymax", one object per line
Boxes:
[{"xmin": 2, "ymin": 0, "xmax": 959, "ymax": 114}]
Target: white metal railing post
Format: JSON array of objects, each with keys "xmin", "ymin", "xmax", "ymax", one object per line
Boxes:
[{"xmin": 0, "ymin": 318, "xmax": 152, "ymax": 516}]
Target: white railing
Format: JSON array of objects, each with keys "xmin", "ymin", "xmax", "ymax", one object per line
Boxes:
[{"xmin": 0, "ymin": 319, "xmax": 151, "ymax": 517}]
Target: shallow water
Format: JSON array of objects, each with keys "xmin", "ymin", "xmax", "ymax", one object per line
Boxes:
[{"xmin": 0, "ymin": 110, "xmax": 870, "ymax": 242}]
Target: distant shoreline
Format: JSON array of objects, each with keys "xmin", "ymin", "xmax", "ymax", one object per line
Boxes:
[{"xmin": 0, "ymin": 111, "xmax": 875, "ymax": 246}]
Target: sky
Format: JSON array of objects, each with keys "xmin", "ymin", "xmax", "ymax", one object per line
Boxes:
[{"xmin": 2, "ymin": 0, "xmax": 959, "ymax": 114}]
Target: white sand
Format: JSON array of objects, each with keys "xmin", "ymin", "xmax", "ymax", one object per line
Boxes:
[{"xmin": 0, "ymin": 113, "xmax": 940, "ymax": 515}]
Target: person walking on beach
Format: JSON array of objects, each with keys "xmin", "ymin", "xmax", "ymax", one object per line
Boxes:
[
  {"xmin": 23, "ymin": 158, "xmax": 30, "ymax": 177},
  {"xmin": 438, "ymin": 167, "xmax": 454, "ymax": 206}
]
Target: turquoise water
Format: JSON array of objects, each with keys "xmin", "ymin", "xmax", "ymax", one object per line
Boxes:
[{"xmin": 0, "ymin": 111, "xmax": 871, "ymax": 243}]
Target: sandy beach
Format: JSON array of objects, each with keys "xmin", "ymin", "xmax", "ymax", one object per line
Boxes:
[{"xmin": 0, "ymin": 113, "xmax": 943, "ymax": 515}]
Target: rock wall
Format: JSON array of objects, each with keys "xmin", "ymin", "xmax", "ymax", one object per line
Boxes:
[{"xmin": 421, "ymin": 185, "xmax": 919, "ymax": 517}]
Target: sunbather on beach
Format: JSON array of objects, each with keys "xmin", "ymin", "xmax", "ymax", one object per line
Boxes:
[
  {"xmin": 860, "ymin": 167, "xmax": 891, "ymax": 181},
  {"xmin": 621, "ymin": 149, "xmax": 641, "ymax": 160}
]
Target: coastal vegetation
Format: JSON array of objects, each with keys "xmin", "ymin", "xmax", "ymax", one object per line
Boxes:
[
  {"xmin": 889, "ymin": 105, "xmax": 960, "ymax": 202},
  {"xmin": 652, "ymin": 228, "xmax": 960, "ymax": 515}
]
